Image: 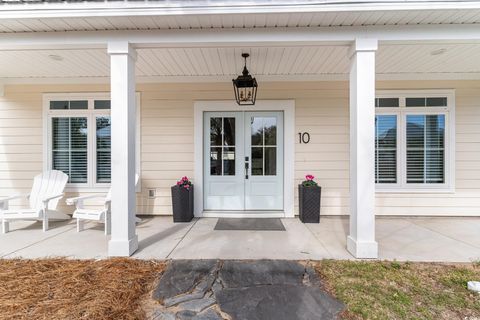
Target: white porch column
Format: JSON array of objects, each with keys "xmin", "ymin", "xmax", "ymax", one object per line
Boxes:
[
  {"xmin": 107, "ymin": 41, "xmax": 138, "ymax": 257},
  {"xmin": 347, "ymin": 38, "xmax": 378, "ymax": 259}
]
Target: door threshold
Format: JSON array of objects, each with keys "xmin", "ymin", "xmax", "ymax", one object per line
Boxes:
[{"xmin": 201, "ymin": 211, "xmax": 286, "ymax": 218}]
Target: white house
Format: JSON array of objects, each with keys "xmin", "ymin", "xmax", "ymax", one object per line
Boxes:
[{"xmin": 0, "ymin": 0, "xmax": 479, "ymax": 258}]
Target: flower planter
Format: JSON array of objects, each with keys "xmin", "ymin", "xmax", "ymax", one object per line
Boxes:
[
  {"xmin": 171, "ymin": 185, "xmax": 194, "ymax": 222},
  {"xmin": 298, "ymin": 184, "xmax": 321, "ymax": 223}
]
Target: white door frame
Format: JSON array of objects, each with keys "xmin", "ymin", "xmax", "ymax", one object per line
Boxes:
[{"xmin": 194, "ymin": 100, "xmax": 295, "ymax": 218}]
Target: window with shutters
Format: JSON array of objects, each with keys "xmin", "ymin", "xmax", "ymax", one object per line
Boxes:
[
  {"xmin": 44, "ymin": 93, "xmax": 140, "ymax": 190},
  {"xmin": 375, "ymin": 91, "xmax": 454, "ymax": 191}
]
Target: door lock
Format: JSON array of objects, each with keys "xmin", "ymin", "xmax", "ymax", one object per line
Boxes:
[{"xmin": 245, "ymin": 156, "xmax": 249, "ymax": 179}]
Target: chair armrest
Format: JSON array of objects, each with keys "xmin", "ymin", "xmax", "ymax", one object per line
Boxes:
[
  {"xmin": 0, "ymin": 194, "xmax": 29, "ymax": 204},
  {"xmin": 42, "ymin": 193, "xmax": 64, "ymax": 204},
  {"xmin": 66, "ymin": 194, "xmax": 107, "ymax": 206}
]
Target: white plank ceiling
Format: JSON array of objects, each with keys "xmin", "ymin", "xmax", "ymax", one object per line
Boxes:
[
  {"xmin": 1, "ymin": 9, "xmax": 480, "ymax": 33},
  {"xmin": 1, "ymin": 43, "xmax": 480, "ymax": 81}
]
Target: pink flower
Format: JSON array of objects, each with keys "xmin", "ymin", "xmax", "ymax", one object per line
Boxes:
[
  {"xmin": 305, "ymin": 174, "xmax": 314, "ymax": 181},
  {"xmin": 176, "ymin": 181, "xmax": 181, "ymax": 186}
]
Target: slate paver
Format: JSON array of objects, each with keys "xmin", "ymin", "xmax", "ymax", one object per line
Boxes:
[
  {"xmin": 178, "ymin": 297, "xmax": 216, "ymax": 313},
  {"xmin": 151, "ymin": 260, "xmax": 344, "ymax": 320},
  {"xmin": 152, "ymin": 260, "xmax": 217, "ymax": 301},
  {"xmin": 193, "ymin": 308, "xmax": 223, "ymax": 320},
  {"xmin": 219, "ymin": 260, "xmax": 306, "ymax": 288},
  {"xmin": 215, "ymin": 285, "xmax": 344, "ymax": 320}
]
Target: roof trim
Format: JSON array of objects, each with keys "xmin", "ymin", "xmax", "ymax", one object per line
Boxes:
[{"xmin": 2, "ymin": 1, "xmax": 480, "ymax": 19}]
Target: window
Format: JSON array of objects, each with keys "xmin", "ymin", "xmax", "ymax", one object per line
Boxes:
[
  {"xmin": 375, "ymin": 115, "xmax": 397, "ymax": 184},
  {"xmin": 52, "ymin": 117, "xmax": 88, "ymax": 183},
  {"xmin": 375, "ymin": 91, "xmax": 454, "ymax": 191},
  {"xmin": 44, "ymin": 93, "xmax": 140, "ymax": 190}
]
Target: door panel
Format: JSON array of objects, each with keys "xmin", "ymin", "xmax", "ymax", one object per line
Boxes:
[
  {"xmin": 203, "ymin": 111, "xmax": 283, "ymax": 212},
  {"xmin": 204, "ymin": 112, "xmax": 245, "ymax": 210},
  {"xmin": 245, "ymin": 112, "xmax": 284, "ymax": 210}
]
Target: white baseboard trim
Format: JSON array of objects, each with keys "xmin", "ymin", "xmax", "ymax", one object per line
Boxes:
[{"xmin": 347, "ymin": 235, "xmax": 378, "ymax": 259}]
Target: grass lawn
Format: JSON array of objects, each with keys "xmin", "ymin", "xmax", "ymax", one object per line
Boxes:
[
  {"xmin": 0, "ymin": 259, "xmax": 479, "ymax": 319},
  {"xmin": 315, "ymin": 260, "xmax": 480, "ymax": 320}
]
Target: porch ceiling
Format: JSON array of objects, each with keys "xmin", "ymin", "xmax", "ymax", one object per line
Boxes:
[
  {"xmin": 1, "ymin": 9, "xmax": 480, "ymax": 33},
  {"xmin": 1, "ymin": 43, "xmax": 480, "ymax": 83}
]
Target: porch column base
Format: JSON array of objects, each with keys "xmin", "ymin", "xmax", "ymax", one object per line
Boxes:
[
  {"xmin": 347, "ymin": 236, "xmax": 378, "ymax": 259},
  {"xmin": 108, "ymin": 235, "xmax": 138, "ymax": 257}
]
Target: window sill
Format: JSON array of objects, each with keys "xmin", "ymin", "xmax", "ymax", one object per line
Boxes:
[
  {"xmin": 65, "ymin": 184, "xmax": 141, "ymax": 194},
  {"xmin": 65, "ymin": 186, "xmax": 111, "ymax": 193},
  {"xmin": 375, "ymin": 188, "xmax": 455, "ymax": 194}
]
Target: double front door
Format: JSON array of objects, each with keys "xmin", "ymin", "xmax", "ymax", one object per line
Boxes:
[{"xmin": 204, "ymin": 111, "xmax": 284, "ymax": 211}]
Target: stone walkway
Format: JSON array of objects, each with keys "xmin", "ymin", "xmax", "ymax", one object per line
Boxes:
[{"xmin": 150, "ymin": 260, "xmax": 344, "ymax": 320}]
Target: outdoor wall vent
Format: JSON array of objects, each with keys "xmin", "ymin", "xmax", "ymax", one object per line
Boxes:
[{"xmin": 148, "ymin": 189, "xmax": 156, "ymax": 199}]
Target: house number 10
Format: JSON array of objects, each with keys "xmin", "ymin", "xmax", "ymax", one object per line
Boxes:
[{"xmin": 298, "ymin": 132, "xmax": 310, "ymax": 144}]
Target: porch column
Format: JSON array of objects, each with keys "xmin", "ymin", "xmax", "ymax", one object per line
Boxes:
[
  {"xmin": 347, "ymin": 38, "xmax": 378, "ymax": 259},
  {"xmin": 107, "ymin": 41, "xmax": 138, "ymax": 257}
]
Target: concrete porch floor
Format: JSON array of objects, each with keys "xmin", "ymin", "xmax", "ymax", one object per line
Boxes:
[{"xmin": 0, "ymin": 216, "xmax": 478, "ymax": 262}]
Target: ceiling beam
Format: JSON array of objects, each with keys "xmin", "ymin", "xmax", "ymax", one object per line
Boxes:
[{"xmin": 0, "ymin": 24, "xmax": 480, "ymax": 50}]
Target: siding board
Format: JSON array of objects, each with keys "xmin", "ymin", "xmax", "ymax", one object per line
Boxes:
[{"xmin": 0, "ymin": 81, "xmax": 478, "ymax": 217}]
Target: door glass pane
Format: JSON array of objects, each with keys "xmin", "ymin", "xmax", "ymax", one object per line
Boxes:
[
  {"xmin": 210, "ymin": 118, "xmax": 222, "ymax": 146},
  {"xmin": 265, "ymin": 147, "xmax": 277, "ymax": 175},
  {"xmin": 210, "ymin": 147, "xmax": 222, "ymax": 175},
  {"xmin": 251, "ymin": 117, "xmax": 263, "ymax": 145},
  {"xmin": 223, "ymin": 147, "xmax": 235, "ymax": 175},
  {"xmin": 263, "ymin": 117, "xmax": 277, "ymax": 145},
  {"xmin": 251, "ymin": 147, "xmax": 263, "ymax": 175},
  {"xmin": 223, "ymin": 118, "xmax": 235, "ymax": 146}
]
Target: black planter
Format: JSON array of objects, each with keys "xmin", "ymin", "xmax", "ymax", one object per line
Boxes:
[
  {"xmin": 298, "ymin": 184, "xmax": 321, "ymax": 223},
  {"xmin": 171, "ymin": 185, "xmax": 194, "ymax": 222}
]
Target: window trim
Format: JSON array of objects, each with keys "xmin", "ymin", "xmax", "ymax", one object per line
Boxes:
[
  {"xmin": 375, "ymin": 89, "xmax": 455, "ymax": 193},
  {"xmin": 43, "ymin": 92, "xmax": 141, "ymax": 192}
]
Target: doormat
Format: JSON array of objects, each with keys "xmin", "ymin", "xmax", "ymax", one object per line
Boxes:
[{"xmin": 214, "ymin": 218, "xmax": 286, "ymax": 231}]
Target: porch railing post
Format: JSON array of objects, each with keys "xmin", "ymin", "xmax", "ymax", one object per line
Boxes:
[
  {"xmin": 347, "ymin": 38, "xmax": 378, "ymax": 259},
  {"xmin": 107, "ymin": 41, "xmax": 138, "ymax": 257}
]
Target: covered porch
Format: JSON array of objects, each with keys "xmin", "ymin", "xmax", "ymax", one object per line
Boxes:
[
  {"xmin": 0, "ymin": 17, "xmax": 480, "ymax": 259},
  {"xmin": 0, "ymin": 216, "xmax": 478, "ymax": 262}
]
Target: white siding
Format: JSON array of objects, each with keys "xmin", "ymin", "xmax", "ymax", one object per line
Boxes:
[{"xmin": 0, "ymin": 81, "xmax": 479, "ymax": 216}]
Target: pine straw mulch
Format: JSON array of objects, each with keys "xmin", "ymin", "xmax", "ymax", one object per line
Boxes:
[{"xmin": 0, "ymin": 258, "xmax": 166, "ymax": 320}]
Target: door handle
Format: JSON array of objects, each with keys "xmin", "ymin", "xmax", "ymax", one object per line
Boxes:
[{"xmin": 245, "ymin": 156, "xmax": 249, "ymax": 179}]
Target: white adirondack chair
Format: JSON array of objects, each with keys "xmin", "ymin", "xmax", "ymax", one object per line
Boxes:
[
  {"xmin": 66, "ymin": 174, "xmax": 139, "ymax": 235},
  {"xmin": 0, "ymin": 170, "xmax": 69, "ymax": 233}
]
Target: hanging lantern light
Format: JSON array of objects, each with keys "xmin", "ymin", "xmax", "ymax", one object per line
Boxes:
[{"xmin": 232, "ymin": 53, "xmax": 258, "ymax": 105}]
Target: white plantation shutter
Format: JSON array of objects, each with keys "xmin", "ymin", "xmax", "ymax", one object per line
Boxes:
[
  {"xmin": 96, "ymin": 116, "xmax": 111, "ymax": 183},
  {"xmin": 52, "ymin": 117, "xmax": 88, "ymax": 183},
  {"xmin": 406, "ymin": 115, "xmax": 445, "ymax": 184},
  {"xmin": 375, "ymin": 115, "xmax": 397, "ymax": 184}
]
